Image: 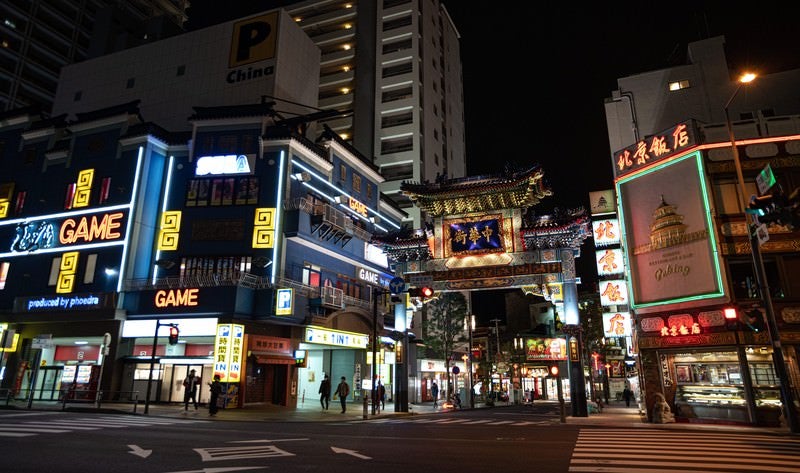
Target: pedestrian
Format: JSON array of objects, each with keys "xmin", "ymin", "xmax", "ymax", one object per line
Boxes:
[
  {"xmin": 319, "ymin": 374, "xmax": 331, "ymax": 410},
  {"xmin": 208, "ymin": 374, "xmax": 222, "ymax": 416},
  {"xmin": 335, "ymin": 376, "xmax": 350, "ymax": 413},
  {"xmin": 379, "ymin": 382, "xmax": 386, "ymax": 410},
  {"xmin": 183, "ymin": 369, "xmax": 200, "ymax": 411},
  {"xmin": 623, "ymin": 386, "xmax": 634, "ymax": 407},
  {"xmin": 431, "ymin": 380, "xmax": 439, "ymax": 408}
]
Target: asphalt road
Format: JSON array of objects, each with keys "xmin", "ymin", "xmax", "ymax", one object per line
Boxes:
[{"xmin": 0, "ymin": 405, "xmax": 796, "ymax": 473}]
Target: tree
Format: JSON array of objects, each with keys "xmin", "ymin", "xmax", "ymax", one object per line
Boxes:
[{"xmin": 421, "ymin": 291, "xmax": 468, "ymax": 394}]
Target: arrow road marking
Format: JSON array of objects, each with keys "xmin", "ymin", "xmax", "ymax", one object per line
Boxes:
[
  {"xmin": 166, "ymin": 468, "xmax": 267, "ymax": 473},
  {"xmin": 127, "ymin": 444, "xmax": 152, "ymax": 458},
  {"xmin": 331, "ymin": 446, "xmax": 371, "ymax": 460}
]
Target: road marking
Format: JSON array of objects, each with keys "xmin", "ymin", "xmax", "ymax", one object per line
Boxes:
[
  {"xmin": 331, "ymin": 446, "xmax": 371, "ymax": 460},
  {"xmin": 0, "ymin": 426, "xmax": 72, "ymax": 433},
  {"xmin": 128, "ymin": 444, "xmax": 152, "ymax": 458},
  {"xmin": 19, "ymin": 422, "xmax": 100, "ymax": 430},
  {"xmin": 166, "ymin": 467, "xmax": 267, "ymax": 473},
  {"xmin": 195, "ymin": 445, "xmax": 295, "ymax": 462},
  {"xmin": 0, "ymin": 432, "xmax": 36, "ymax": 437}
]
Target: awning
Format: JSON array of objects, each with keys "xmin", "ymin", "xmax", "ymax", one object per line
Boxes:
[{"xmin": 254, "ymin": 354, "xmax": 296, "ymax": 365}]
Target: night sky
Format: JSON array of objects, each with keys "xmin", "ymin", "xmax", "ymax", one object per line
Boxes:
[
  {"xmin": 444, "ymin": 3, "xmax": 800, "ymax": 321},
  {"xmin": 186, "ymin": 2, "xmax": 800, "ymax": 323}
]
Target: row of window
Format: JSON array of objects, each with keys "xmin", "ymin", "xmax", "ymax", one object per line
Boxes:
[
  {"xmin": 185, "ymin": 177, "xmax": 259, "ymax": 207},
  {"xmin": 338, "ymin": 165, "xmax": 374, "ymax": 199}
]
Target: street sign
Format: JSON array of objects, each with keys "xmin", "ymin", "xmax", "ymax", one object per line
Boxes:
[
  {"xmin": 408, "ymin": 274, "xmax": 433, "ymax": 286},
  {"xmin": 32, "ymin": 334, "xmax": 53, "ymax": 349},
  {"xmin": 389, "ymin": 277, "xmax": 405, "ymax": 295},
  {"xmin": 755, "ymin": 223, "xmax": 769, "ymax": 246},
  {"xmin": 756, "ymin": 164, "xmax": 776, "ymax": 195}
]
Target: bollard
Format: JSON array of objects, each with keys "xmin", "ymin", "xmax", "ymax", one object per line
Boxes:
[{"xmin": 363, "ymin": 395, "xmax": 368, "ymax": 419}]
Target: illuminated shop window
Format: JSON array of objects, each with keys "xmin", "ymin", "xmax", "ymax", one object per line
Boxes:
[{"xmin": 668, "ymin": 80, "xmax": 690, "ymax": 91}]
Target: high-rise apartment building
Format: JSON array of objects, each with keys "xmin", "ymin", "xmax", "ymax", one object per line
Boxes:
[
  {"xmin": 0, "ymin": 0, "xmax": 188, "ymax": 112},
  {"xmin": 187, "ymin": 0, "xmax": 467, "ymax": 227}
]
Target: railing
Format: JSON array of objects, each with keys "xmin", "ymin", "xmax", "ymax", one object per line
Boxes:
[
  {"xmin": 123, "ymin": 273, "xmax": 272, "ymax": 291},
  {"xmin": 3, "ymin": 388, "xmax": 141, "ymax": 413},
  {"xmin": 287, "ymin": 196, "xmax": 373, "ymax": 241}
]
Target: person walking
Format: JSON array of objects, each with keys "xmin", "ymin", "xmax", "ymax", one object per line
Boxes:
[
  {"xmin": 208, "ymin": 374, "xmax": 222, "ymax": 416},
  {"xmin": 378, "ymin": 382, "xmax": 386, "ymax": 411},
  {"xmin": 335, "ymin": 376, "xmax": 350, "ymax": 413},
  {"xmin": 431, "ymin": 381, "xmax": 439, "ymax": 408},
  {"xmin": 183, "ymin": 369, "xmax": 200, "ymax": 411},
  {"xmin": 622, "ymin": 386, "xmax": 634, "ymax": 407},
  {"xmin": 319, "ymin": 374, "xmax": 331, "ymax": 410}
]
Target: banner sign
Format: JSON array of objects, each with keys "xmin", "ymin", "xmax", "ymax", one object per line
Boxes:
[{"xmin": 213, "ymin": 323, "xmax": 244, "ymax": 383}]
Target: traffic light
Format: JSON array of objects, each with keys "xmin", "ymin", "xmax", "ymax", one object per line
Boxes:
[
  {"xmin": 741, "ymin": 308, "xmax": 766, "ymax": 332},
  {"xmin": 408, "ymin": 286, "xmax": 433, "ymax": 299},
  {"xmin": 168, "ymin": 325, "xmax": 180, "ymax": 345},
  {"xmin": 549, "ymin": 365, "xmax": 559, "ymax": 377},
  {"xmin": 723, "ymin": 307, "xmax": 739, "ymax": 330},
  {"xmin": 749, "ymin": 185, "xmax": 793, "ymax": 226}
]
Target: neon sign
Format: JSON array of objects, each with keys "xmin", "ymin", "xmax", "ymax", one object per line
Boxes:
[
  {"xmin": 59, "ymin": 212, "xmax": 123, "ymax": 245},
  {"xmin": 195, "ymin": 154, "xmax": 253, "ymax": 176},
  {"xmin": 154, "ymin": 288, "xmax": 199, "ymax": 308},
  {"xmin": 613, "ymin": 120, "xmax": 697, "ymax": 179},
  {"xmin": 348, "ymin": 197, "xmax": 368, "ymax": 217}
]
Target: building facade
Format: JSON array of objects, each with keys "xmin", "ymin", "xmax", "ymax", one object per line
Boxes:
[
  {"xmin": 186, "ymin": 0, "xmax": 468, "ymax": 227},
  {"xmin": 604, "ymin": 36, "xmax": 800, "ymax": 426},
  {"xmin": 0, "ymin": 6, "xmax": 405, "ymax": 410},
  {"xmin": 0, "ymin": 0, "xmax": 188, "ymax": 112}
]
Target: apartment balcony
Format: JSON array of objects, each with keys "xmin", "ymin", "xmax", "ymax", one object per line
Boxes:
[{"xmin": 284, "ymin": 196, "xmax": 373, "ymax": 245}]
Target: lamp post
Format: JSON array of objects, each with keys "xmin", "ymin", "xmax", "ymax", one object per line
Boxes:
[
  {"xmin": 465, "ymin": 314, "xmax": 475, "ymax": 408},
  {"xmin": 725, "ymin": 72, "xmax": 799, "ymax": 433}
]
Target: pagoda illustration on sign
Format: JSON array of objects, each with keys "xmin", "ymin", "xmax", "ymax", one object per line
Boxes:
[{"xmin": 633, "ymin": 195, "xmax": 707, "ymax": 255}]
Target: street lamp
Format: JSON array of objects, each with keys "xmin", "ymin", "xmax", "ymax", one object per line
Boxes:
[
  {"xmin": 725, "ymin": 72, "xmax": 798, "ymax": 433},
  {"xmin": 464, "ymin": 314, "xmax": 475, "ymax": 408}
]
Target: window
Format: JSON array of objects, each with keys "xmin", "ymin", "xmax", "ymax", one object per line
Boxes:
[
  {"xmin": 728, "ymin": 259, "xmax": 784, "ymax": 300},
  {"xmin": 668, "ymin": 80, "xmax": 690, "ymax": 91},
  {"xmin": 0, "ymin": 262, "xmax": 9, "ymax": 290},
  {"xmin": 303, "ymin": 263, "xmax": 321, "ymax": 287},
  {"xmin": 48, "ymin": 257, "xmax": 60, "ymax": 286},
  {"xmin": 99, "ymin": 177, "xmax": 111, "ymax": 204},
  {"xmin": 712, "ymin": 180, "xmax": 756, "ymax": 215},
  {"xmin": 84, "ymin": 254, "xmax": 97, "ymax": 284},
  {"xmin": 340, "ymin": 164, "xmax": 347, "ymax": 182},
  {"xmin": 14, "ymin": 191, "xmax": 26, "ymax": 215},
  {"xmin": 367, "ymin": 184, "xmax": 373, "ymax": 200},
  {"xmin": 383, "ymin": 62, "xmax": 413, "ymax": 78},
  {"xmin": 180, "ymin": 256, "xmax": 252, "ymax": 279},
  {"xmin": 382, "ymin": 86, "xmax": 412, "ymax": 103},
  {"xmin": 381, "ymin": 136, "xmax": 413, "ymax": 154},
  {"xmin": 186, "ymin": 177, "xmax": 258, "ymax": 207},
  {"xmin": 64, "ymin": 183, "xmax": 76, "ymax": 210},
  {"xmin": 352, "ymin": 174, "xmax": 361, "ymax": 194},
  {"xmin": 382, "ymin": 38, "xmax": 412, "ymax": 54},
  {"xmin": 126, "ymin": 78, "xmax": 135, "ymax": 89}
]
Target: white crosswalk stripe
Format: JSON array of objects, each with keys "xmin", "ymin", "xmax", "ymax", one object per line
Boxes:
[
  {"xmin": 350, "ymin": 416, "xmax": 552, "ymax": 426},
  {"xmin": 569, "ymin": 428, "xmax": 800, "ymax": 472},
  {"xmin": 0, "ymin": 413, "xmax": 209, "ymax": 438}
]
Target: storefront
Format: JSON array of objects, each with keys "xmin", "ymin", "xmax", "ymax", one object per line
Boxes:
[
  {"xmin": 297, "ymin": 326, "xmax": 369, "ymax": 408},
  {"xmin": 638, "ymin": 315, "xmax": 785, "ymax": 427}
]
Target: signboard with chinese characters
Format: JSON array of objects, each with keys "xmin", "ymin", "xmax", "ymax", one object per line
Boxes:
[
  {"xmin": 612, "ymin": 120, "xmax": 697, "ymax": 179},
  {"xmin": 304, "ymin": 326, "xmax": 368, "ymax": 348},
  {"xmin": 599, "ymin": 279, "xmax": 629, "ymax": 306},
  {"xmin": 213, "ymin": 323, "xmax": 244, "ymax": 383},
  {"xmin": 603, "ymin": 312, "xmax": 632, "ymax": 338},
  {"xmin": 596, "ymin": 248, "xmax": 625, "ymax": 276},
  {"xmin": 524, "ymin": 338, "xmax": 567, "ymax": 361},
  {"xmin": 592, "ymin": 218, "xmax": 620, "ymax": 246},
  {"xmin": 617, "ymin": 150, "xmax": 726, "ymax": 310},
  {"xmin": 448, "ymin": 218, "xmax": 505, "ymax": 255},
  {"xmin": 589, "ymin": 189, "xmax": 616, "ymax": 216}
]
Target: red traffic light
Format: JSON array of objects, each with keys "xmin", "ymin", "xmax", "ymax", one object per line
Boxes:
[
  {"xmin": 168, "ymin": 325, "xmax": 180, "ymax": 345},
  {"xmin": 420, "ymin": 286, "xmax": 433, "ymax": 298},
  {"xmin": 550, "ymin": 365, "xmax": 559, "ymax": 377},
  {"xmin": 408, "ymin": 286, "xmax": 434, "ymax": 298}
]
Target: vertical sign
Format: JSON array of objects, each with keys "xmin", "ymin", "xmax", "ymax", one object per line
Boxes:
[
  {"xmin": 276, "ymin": 288, "xmax": 293, "ymax": 315},
  {"xmin": 214, "ymin": 323, "xmax": 244, "ymax": 382}
]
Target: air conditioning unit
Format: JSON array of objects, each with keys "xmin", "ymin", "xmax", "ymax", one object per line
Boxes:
[{"xmin": 321, "ymin": 285, "xmax": 344, "ymax": 309}]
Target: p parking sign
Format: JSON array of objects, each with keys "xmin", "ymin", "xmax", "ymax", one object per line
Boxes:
[{"xmin": 276, "ymin": 288, "xmax": 293, "ymax": 315}]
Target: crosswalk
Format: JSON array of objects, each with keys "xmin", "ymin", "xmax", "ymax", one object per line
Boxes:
[
  {"xmin": 349, "ymin": 416, "xmax": 554, "ymax": 427},
  {"xmin": 0, "ymin": 412, "xmax": 208, "ymax": 437},
  {"xmin": 570, "ymin": 428, "xmax": 800, "ymax": 472}
]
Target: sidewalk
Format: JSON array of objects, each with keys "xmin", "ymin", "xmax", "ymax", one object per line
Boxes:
[{"xmin": 2, "ymin": 397, "xmax": 793, "ymax": 435}]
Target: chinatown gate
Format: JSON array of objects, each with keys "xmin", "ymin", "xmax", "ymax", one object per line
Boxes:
[{"xmin": 375, "ymin": 166, "xmax": 591, "ymax": 416}]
